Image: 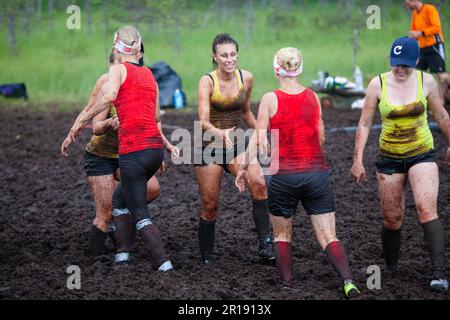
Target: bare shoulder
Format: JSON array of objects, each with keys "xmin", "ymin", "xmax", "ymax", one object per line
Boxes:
[
  {"xmin": 97, "ymin": 73, "xmax": 109, "ymax": 85},
  {"xmin": 240, "ymin": 69, "xmax": 253, "ymax": 80},
  {"xmin": 240, "ymin": 69, "xmax": 254, "ymax": 86},
  {"xmin": 261, "ymin": 91, "xmax": 276, "ymax": 104},
  {"xmin": 198, "ymin": 74, "xmax": 213, "ymax": 89},
  {"xmin": 109, "ymin": 63, "xmax": 124, "ymax": 72},
  {"xmin": 368, "ymin": 75, "xmax": 382, "ymax": 90},
  {"xmin": 422, "ymin": 72, "xmax": 437, "ymax": 87}
]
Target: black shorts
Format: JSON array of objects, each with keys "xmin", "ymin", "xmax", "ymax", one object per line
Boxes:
[
  {"xmin": 268, "ymin": 171, "xmax": 335, "ymax": 218},
  {"xmin": 194, "ymin": 143, "xmax": 246, "ymax": 173},
  {"xmin": 375, "ymin": 150, "xmax": 435, "ymax": 175},
  {"xmin": 84, "ymin": 151, "xmax": 119, "ymax": 176},
  {"xmin": 417, "ymin": 43, "xmax": 446, "ymax": 73}
]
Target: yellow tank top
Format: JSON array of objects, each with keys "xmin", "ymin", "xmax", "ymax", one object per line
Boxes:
[
  {"xmin": 85, "ymin": 106, "xmax": 119, "ymax": 158},
  {"xmin": 378, "ymin": 71, "xmax": 433, "ymax": 158},
  {"xmin": 205, "ymin": 69, "xmax": 246, "ymax": 148}
]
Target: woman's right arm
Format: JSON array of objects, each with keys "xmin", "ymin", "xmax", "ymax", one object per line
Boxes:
[
  {"xmin": 235, "ymin": 92, "xmax": 274, "ymax": 193},
  {"xmin": 198, "ymin": 76, "xmax": 233, "ymax": 148},
  {"xmin": 60, "ymin": 74, "xmax": 109, "ymax": 156},
  {"xmin": 61, "ymin": 66, "xmax": 123, "ymax": 156},
  {"xmin": 351, "ymin": 77, "xmax": 380, "ymax": 185}
]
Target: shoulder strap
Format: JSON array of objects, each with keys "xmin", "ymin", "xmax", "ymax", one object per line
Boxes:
[
  {"xmin": 206, "ymin": 72, "xmax": 214, "ymax": 86},
  {"xmin": 421, "ymin": 71, "xmax": 423, "ymax": 87},
  {"xmin": 378, "ymin": 74, "xmax": 382, "ymax": 90},
  {"xmin": 238, "ymin": 69, "xmax": 244, "ymax": 84}
]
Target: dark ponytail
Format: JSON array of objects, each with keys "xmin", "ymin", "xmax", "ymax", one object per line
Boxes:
[{"xmin": 139, "ymin": 42, "xmax": 145, "ymax": 66}]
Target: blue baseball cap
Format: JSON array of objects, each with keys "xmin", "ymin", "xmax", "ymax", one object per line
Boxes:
[{"xmin": 390, "ymin": 36, "xmax": 419, "ymax": 67}]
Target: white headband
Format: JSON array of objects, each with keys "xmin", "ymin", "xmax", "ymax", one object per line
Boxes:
[
  {"xmin": 273, "ymin": 55, "xmax": 303, "ymax": 77},
  {"xmin": 113, "ymin": 32, "xmax": 141, "ymax": 55}
]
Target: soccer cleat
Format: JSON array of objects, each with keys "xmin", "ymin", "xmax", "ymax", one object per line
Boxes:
[
  {"xmin": 158, "ymin": 260, "xmax": 174, "ymax": 272},
  {"xmin": 114, "ymin": 252, "xmax": 132, "ymax": 266},
  {"xmin": 430, "ymin": 279, "xmax": 448, "ymax": 292},
  {"xmin": 259, "ymin": 235, "xmax": 275, "ymax": 260},
  {"xmin": 343, "ymin": 280, "xmax": 360, "ymax": 299}
]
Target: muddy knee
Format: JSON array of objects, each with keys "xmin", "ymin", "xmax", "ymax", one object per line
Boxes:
[
  {"xmin": 248, "ymin": 177, "xmax": 267, "ymax": 200},
  {"xmin": 383, "ymin": 214, "xmax": 403, "ymax": 230},
  {"xmin": 417, "ymin": 205, "xmax": 438, "ymax": 224},
  {"xmin": 200, "ymin": 201, "xmax": 219, "ymax": 221}
]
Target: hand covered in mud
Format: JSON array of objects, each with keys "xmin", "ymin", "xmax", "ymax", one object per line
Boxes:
[
  {"xmin": 60, "ymin": 133, "xmax": 74, "ymax": 157},
  {"xmin": 259, "ymin": 136, "xmax": 271, "ymax": 158},
  {"xmin": 235, "ymin": 169, "xmax": 249, "ymax": 193},
  {"xmin": 61, "ymin": 120, "xmax": 86, "ymax": 156},
  {"xmin": 351, "ymin": 161, "xmax": 367, "ymax": 185},
  {"xmin": 167, "ymin": 143, "xmax": 180, "ymax": 158},
  {"xmin": 108, "ymin": 115, "xmax": 119, "ymax": 131},
  {"xmin": 221, "ymin": 126, "xmax": 235, "ymax": 149},
  {"xmin": 69, "ymin": 121, "xmax": 84, "ymax": 142}
]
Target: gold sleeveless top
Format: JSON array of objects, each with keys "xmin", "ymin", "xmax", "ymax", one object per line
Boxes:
[
  {"xmin": 205, "ymin": 69, "xmax": 246, "ymax": 148},
  {"xmin": 85, "ymin": 106, "xmax": 119, "ymax": 158},
  {"xmin": 378, "ymin": 71, "xmax": 433, "ymax": 158}
]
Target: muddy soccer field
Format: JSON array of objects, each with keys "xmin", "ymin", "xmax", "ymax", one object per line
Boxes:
[{"xmin": 1, "ymin": 104, "xmax": 449, "ymax": 300}]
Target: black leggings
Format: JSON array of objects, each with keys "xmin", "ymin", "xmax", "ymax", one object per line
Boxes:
[{"xmin": 112, "ymin": 148, "xmax": 164, "ymax": 223}]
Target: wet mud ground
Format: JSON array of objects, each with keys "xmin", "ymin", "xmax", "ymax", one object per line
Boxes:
[{"xmin": 1, "ymin": 104, "xmax": 449, "ymax": 300}]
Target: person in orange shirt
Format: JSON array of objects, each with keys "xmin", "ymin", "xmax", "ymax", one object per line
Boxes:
[{"xmin": 404, "ymin": 0, "xmax": 448, "ymax": 103}]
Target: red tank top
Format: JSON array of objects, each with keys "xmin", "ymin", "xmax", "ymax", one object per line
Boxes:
[
  {"xmin": 113, "ymin": 63, "xmax": 163, "ymax": 155},
  {"xmin": 268, "ymin": 88, "xmax": 328, "ymax": 174}
]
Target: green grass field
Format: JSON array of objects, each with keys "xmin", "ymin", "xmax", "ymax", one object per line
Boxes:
[{"xmin": 0, "ymin": 1, "xmax": 449, "ymax": 110}]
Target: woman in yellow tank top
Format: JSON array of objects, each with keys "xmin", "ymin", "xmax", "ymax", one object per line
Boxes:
[
  {"xmin": 195, "ymin": 33, "xmax": 274, "ymax": 264},
  {"xmin": 351, "ymin": 37, "xmax": 450, "ymax": 292}
]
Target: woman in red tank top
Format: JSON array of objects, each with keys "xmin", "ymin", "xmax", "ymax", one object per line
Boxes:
[
  {"xmin": 62, "ymin": 27, "xmax": 177, "ymax": 272},
  {"xmin": 60, "ymin": 48, "xmax": 162, "ymax": 258},
  {"xmin": 236, "ymin": 47, "xmax": 359, "ymax": 298}
]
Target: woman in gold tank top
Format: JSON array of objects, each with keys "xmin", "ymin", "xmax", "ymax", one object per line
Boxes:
[
  {"xmin": 195, "ymin": 33, "xmax": 274, "ymax": 263},
  {"xmin": 351, "ymin": 37, "xmax": 450, "ymax": 292}
]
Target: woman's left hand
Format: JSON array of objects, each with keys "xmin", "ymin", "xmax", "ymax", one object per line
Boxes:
[
  {"xmin": 167, "ymin": 144, "xmax": 180, "ymax": 158},
  {"xmin": 235, "ymin": 169, "xmax": 249, "ymax": 193},
  {"xmin": 110, "ymin": 115, "xmax": 119, "ymax": 131}
]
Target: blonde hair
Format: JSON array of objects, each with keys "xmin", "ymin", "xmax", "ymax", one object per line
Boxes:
[
  {"xmin": 275, "ymin": 47, "xmax": 303, "ymax": 72},
  {"xmin": 115, "ymin": 26, "xmax": 142, "ymax": 55}
]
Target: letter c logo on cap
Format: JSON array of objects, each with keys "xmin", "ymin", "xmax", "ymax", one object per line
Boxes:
[{"xmin": 394, "ymin": 46, "xmax": 402, "ymax": 55}]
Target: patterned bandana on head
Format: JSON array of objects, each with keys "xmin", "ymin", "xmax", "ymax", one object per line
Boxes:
[
  {"xmin": 273, "ymin": 55, "xmax": 303, "ymax": 77},
  {"xmin": 114, "ymin": 32, "xmax": 141, "ymax": 55}
]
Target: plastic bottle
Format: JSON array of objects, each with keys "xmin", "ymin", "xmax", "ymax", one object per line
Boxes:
[
  {"xmin": 354, "ymin": 66, "xmax": 363, "ymax": 90},
  {"xmin": 318, "ymin": 71, "xmax": 324, "ymax": 88},
  {"xmin": 173, "ymin": 89, "xmax": 184, "ymax": 109}
]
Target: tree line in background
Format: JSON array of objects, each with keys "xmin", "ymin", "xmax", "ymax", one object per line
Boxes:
[{"xmin": 0, "ymin": 0, "xmax": 448, "ymax": 57}]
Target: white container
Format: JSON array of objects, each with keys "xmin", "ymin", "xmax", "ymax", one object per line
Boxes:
[
  {"xmin": 173, "ymin": 89, "xmax": 184, "ymax": 109},
  {"xmin": 354, "ymin": 66, "xmax": 364, "ymax": 90}
]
